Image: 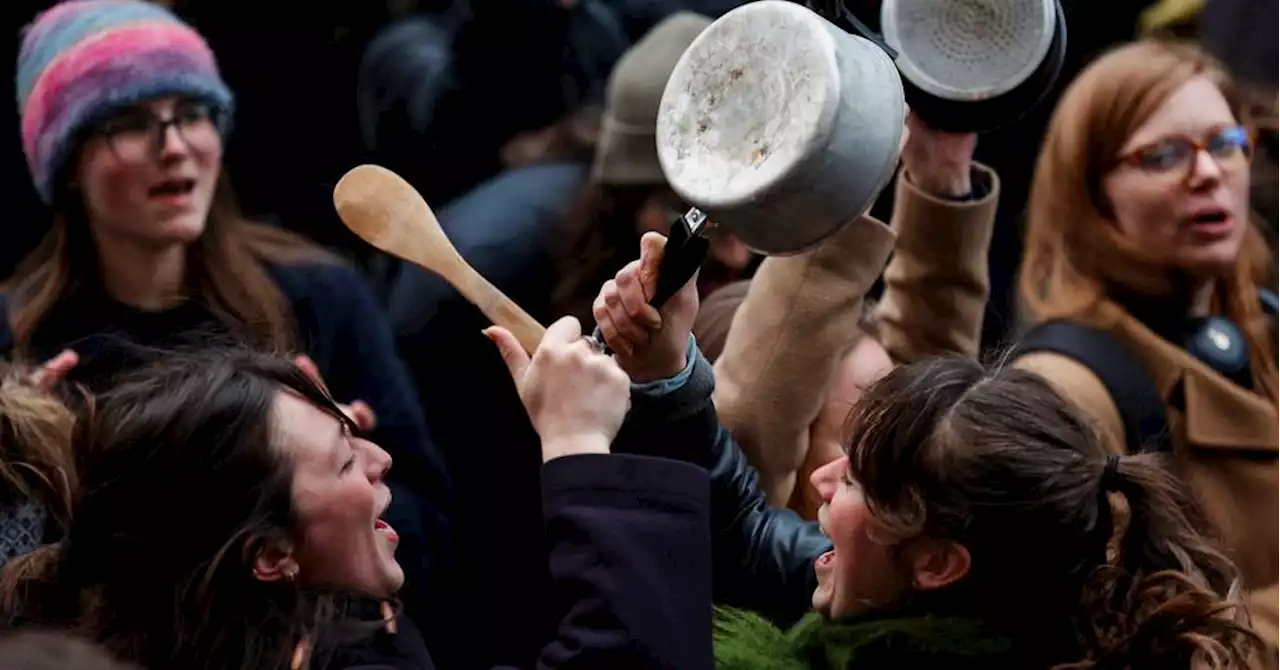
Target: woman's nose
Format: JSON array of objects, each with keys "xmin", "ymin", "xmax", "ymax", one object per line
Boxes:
[
  {"xmin": 157, "ymin": 124, "xmax": 189, "ymax": 159},
  {"xmin": 810, "ymin": 456, "xmax": 847, "ymax": 503},
  {"xmin": 364, "ymin": 441, "xmax": 393, "ymax": 481},
  {"xmin": 1186, "ymin": 147, "xmax": 1225, "ymax": 187}
]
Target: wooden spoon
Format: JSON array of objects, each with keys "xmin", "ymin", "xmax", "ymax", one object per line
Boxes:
[{"xmin": 334, "ymin": 165, "xmax": 547, "ymax": 355}]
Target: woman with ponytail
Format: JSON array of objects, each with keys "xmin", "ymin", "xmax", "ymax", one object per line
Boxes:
[
  {"xmin": 722, "ymin": 358, "xmax": 1266, "ymax": 667},
  {"xmin": 593, "ymin": 248, "xmax": 1266, "ymax": 667}
]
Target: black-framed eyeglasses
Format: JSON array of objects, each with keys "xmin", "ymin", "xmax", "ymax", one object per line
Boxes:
[{"xmin": 96, "ymin": 99, "xmax": 223, "ymax": 165}]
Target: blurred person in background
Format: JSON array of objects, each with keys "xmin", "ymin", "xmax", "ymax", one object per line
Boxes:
[
  {"xmin": 1136, "ymin": 0, "xmax": 1202, "ymax": 36},
  {"xmin": 551, "ymin": 11, "xmax": 756, "ymax": 324},
  {"xmin": 1194, "ymin": 0, "xmax": 1279, "ymax": 282},
  {"xmin": 0, "ymin": 364, "xmax": 76, "ymax": 572},
  {"xmin": 358, "ymin": 0, "xmax": 628, "ymax": 213},
  {"xmin": 1014, "ymin": 39, "xmax": 1278, "ymax": 647}
]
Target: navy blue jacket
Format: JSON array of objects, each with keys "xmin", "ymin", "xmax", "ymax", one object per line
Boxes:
[{"xmin": 326, "ymin": 453, "xmax": 713, "ymax": 670}]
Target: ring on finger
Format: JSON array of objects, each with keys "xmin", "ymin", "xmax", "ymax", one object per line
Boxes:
[{"xmin": 581, "ymin": 335, "xmax": 607, "ymax": 355}]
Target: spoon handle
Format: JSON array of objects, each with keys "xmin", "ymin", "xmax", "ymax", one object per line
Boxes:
[{"xmin": 449, "ymin": 262, "xmax": 547, "ymax": 355}]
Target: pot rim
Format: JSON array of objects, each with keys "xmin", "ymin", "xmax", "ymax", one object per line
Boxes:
[{"xmin": 882, "ymin": 0, "xmax": 1057, "ymax": 102}]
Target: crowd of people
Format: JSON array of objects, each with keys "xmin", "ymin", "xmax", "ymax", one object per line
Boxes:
[{"xmin": 0, "ymin": 0, "xmax": 1275, "ymax": 668}]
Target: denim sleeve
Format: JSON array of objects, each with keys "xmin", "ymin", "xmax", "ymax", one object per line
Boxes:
[{"xmin": 630, "ymin": 335, "xmax": 699, "ymax": 397}]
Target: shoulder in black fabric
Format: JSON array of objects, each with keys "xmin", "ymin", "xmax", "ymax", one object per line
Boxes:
[{"xmin": 1015, "ymin": 320, "xmax": 1172, "ymax": 454}]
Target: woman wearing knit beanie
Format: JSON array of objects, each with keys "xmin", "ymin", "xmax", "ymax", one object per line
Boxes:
[{"xmin": 0, "ymin": 0, "xmax": 451, "ymax": 647}]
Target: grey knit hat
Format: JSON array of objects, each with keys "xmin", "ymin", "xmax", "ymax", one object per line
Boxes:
[{"xmin": 592, "ymin": 11, "xmax": 712, "ymax": 186}]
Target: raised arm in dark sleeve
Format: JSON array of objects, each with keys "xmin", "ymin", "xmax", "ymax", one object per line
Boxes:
[
  {"xmin": 617, "ymin": 340, "xmax": 831, "ymax": 626},
  {"xmin": 516, "ymin": 453, "xmax": 713, "ymax": 669}
]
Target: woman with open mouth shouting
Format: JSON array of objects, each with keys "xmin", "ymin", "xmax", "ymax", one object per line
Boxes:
[
  {"xmin": 0, "ymin": 0, "xmax": 451, "ymax": 644},
  {"xmin": 1014, "ymin": 39, "xmax": 1279, "ymax": 650},
  {"xmin": 595, "ymin": 233, "xmax": 1266, "ymax": 668},
  {"xmin": 0, "ymin": 334, "xmax": 713, "ymax": 669}
]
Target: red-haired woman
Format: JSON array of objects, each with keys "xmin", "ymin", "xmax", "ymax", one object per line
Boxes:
[{"xmin": 1013, "ymin": 40, "xmax": 1277, "ymax": 646}]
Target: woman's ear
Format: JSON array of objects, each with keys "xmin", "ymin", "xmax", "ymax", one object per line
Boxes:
[
  {"xmin": 247, "ymin": 537, "xmax": 298, "ymax": 583},
  {"xmin": 907, "ymin": 538, "xmax": 971, "ymax": 591}
]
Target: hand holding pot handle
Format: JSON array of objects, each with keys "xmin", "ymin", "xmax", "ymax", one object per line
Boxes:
[
  {"xmin": 593, "ymin": 232, "xmax": 700, "ymax": 383},
  {"xmin": 900, "ymin": 111, "xmax": 978, "ymax": 199}
]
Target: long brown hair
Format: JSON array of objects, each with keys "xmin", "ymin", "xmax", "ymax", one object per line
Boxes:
[
  {"xmin": 5, "ymin": 173, "xmax": 334, "ymax": 359},
  {"xmin": 0, "ymin": 348, "xmax": 390, "ymax": 669},
  {"xmin": 1019, "ymin": 39, "xmax": 1277, "ymax": 401},
  {"xmin": 845, "ymin": 357, "xmax": 1263, "ymax": 667},
  {"xmin": 549, "ymin": 182, "xmax": 653, "ymax": 324}
]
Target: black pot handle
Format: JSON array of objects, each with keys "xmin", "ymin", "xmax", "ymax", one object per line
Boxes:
[
  {"xmin": 808, "ymin": 0, "xmax": 898, "ymax": 60},
  {"xmin": 589, "ymin": 210, "xmax": 711, "ymax": 355}
]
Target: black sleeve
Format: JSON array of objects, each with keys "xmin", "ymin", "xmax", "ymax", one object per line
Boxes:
[{"xmin": 522, "ymin": 453, "xmax": 713, "ymax": 669}]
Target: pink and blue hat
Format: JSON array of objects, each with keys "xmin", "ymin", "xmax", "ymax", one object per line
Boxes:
[{"xmin": 16, "ymin": 0, "xmax": 234, "ymax": 204}]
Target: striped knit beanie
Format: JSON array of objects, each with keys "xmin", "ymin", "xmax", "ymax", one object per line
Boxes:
[{"xmin": 16, "ymin": 0, "xmax": 234, "ymax": 204}]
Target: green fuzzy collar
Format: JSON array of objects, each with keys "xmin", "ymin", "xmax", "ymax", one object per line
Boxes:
[{"xmin": 713, "ymin": 607, "xmax": 1017, "ymax": 670}]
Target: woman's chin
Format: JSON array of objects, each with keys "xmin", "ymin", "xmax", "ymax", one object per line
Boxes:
[
  {"xmin": 379, "ymin": 559, "xmax": 405, "ymax": 597},
  {"xmin": 811, "ymin": 581, "xmax": 834, "ymax": 616},
  {"xmin": 134, "ymin": 216, "xmax": 207, "ymax": 248},
  {"xmin": 1176, "ymin": 235, "xmax": 1246, "ymax": 278}
]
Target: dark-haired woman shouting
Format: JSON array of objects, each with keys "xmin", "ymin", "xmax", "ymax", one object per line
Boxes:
[
  {"xmin": 1, "ymin": 329, "xmax": 713, "ymax": 669},
  {"xmin": 0, "ymin": 0, "xmax": 451, "ymax": 640},
  {"xmin": 577, "ymin": 235, "xmax": 1268, "ymax": 668}
]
